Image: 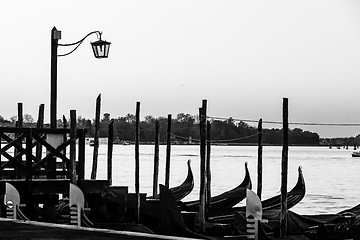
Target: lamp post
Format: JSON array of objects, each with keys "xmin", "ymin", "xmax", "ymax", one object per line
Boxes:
[{"xmin": 50, "ymin": 26, "xmax": 111, "ymax": 128}]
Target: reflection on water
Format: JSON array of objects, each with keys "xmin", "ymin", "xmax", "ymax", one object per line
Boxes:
[{"xmin": 84, "ymin": 145, "xmax": 360, "ymax": 215}]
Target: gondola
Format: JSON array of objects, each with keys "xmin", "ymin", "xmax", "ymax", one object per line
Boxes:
[
  {"xmin": 245, "ymin": 166, "xmax": 304, "ymax": 211},
  {"xmin": 127, "ymin": 162, "xmax": 250, "ymax": 234},
  {"xmin": 159, "ymin": 184, "xmax": 249, "ymax": 239},
  {"xmin": 147, "ymin": 159, "xmax": 194, "ymax": 201},
  {"xmin": 210, "ymin": 166, "xmax": 305, "ymax": 223},
  {"xmin": 260, "ymin": 200, "xmax": 360, "ymax": 238},
  {"xmin": 262, "ymin": 166, "xmax": 305, "ymax": 211},
  {"xmin": 180, "ymin": 162, "xmax": 252, "ymax": 211},
  {"xmin": 169, "ymin": 159, "xmax": 194, "ymax": 201}
]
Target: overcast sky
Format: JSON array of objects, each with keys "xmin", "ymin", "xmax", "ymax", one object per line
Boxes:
[{"xmin": 1, "ymin": 1, "xmax": 360, "ymax": 138}]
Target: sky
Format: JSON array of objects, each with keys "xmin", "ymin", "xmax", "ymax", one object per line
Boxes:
[{"xmin": 1, "ymin": 1, "xmax": 360, "ymax": 138}]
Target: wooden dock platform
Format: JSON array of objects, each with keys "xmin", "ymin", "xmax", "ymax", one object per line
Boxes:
[{"xmin": 0, "ymin": 218, "xmax": 199, "ymax": 240}]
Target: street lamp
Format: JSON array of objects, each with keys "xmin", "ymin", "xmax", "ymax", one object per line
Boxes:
[{"xmin": 50, "ymin": 26, "xmax": 111, "ymax": 128}]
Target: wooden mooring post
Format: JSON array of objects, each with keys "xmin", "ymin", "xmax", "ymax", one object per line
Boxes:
[
  {"xmin": 15, "ymin": 103, "xmax": 23, "ymax": 178},
  {"xmin": 17, "ymin": 103, "xmax": 23, "ymax": 128},
  {"xmin": 37, "ymin": 104, "xmax": 45, "ymax": 128},
  {"xmin": 257, "ymin": 118, "xmax": 263, "ymax": 199},
  {"xmin": 206, "ymin": 120, "xmax": 211, "ymax": 219},
  {"xmin": 280, "ymin": 98, "xmax": 289, "ymax": 237},
  {"xmin": 62, "ymin": 115, "xmax": 68, "ymax": 166},
  {"xmin": 36, "ymin": 104, "xmax": 45, "ymax": 162},
  {"xmin": 152, "ymin": 120, "xmax": 160, "ymax": 198},
  {"xmin": 62, "ymin": 115, "xmax": 68, "ymax": 128},
  {"xmin": 135, "ymin": 102, "xmax": 141, "ymax": 223},
  {"xmin": 107, "ymin": 119, "xmax": 114, "ymax": 186},
  {"xmin": 91, "ymin": 94, "xmax": 101, "ymax": 180},
  {"xmin": 165, "ymin": 114, "xmax": 172, "ymax": 189},
  {"xmin": 78, "ymin": 129, "xmax": 86, "ymax": 187},
  {"xmin": 199, "ymin": 99, "xmax": 207, "ymax": 233},
  {"xmin": 69, "ymin": 110, "xmax": 77, "ymax": 185}
]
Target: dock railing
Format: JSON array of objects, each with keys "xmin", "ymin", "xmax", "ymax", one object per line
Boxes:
[{"xmin": 0, "ymin": 127, "xmax": 86, "ymax": 185}]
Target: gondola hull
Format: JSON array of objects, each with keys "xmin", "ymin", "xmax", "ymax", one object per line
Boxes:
[
  {"xmin": 209, "ymin": 166, "xmax": 306, "ymax": 223},
  {"xmin": 180, "ymin": 162, "xmax": 252, "ymax": 211}
]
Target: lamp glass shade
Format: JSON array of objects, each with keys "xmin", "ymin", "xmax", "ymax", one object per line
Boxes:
[{"xmin": 91, "ymin": 40, "xmax": 111, "ymax": 58}]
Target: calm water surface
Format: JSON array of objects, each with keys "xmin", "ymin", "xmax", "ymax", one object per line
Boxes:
[{"xmin": 84, "ymin": 145, "xmax": 360, "ymax": 215}]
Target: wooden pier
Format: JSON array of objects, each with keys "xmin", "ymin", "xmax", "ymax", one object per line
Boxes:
[{"xmin": 0, "ymin": 124, "xmax": 137, "ymax": 232}]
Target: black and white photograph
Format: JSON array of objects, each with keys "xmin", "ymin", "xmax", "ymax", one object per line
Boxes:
[{"xmin": 1, "ymin": 1, "xmax": 360, "ymax": 239}]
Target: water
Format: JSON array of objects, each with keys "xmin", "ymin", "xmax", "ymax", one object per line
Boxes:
[{"xmin": 84, "ymin": 145, "xmax": 360, "ymax": 215}]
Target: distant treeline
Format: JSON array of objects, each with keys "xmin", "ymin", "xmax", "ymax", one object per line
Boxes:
[
  {"xmin": 70, "ymin": 113, "xmax": 321, "ymax": 145},
  {"xmin": 320, "ymin": 137, "xmax": 360, "ymax": 148},
  {"xmin": 0, "ymin": 113, "xmax": 331, "ymax": 146},
  {"xmin": 89, "ymin": 113, "xmax": 321, "ymax": 145}
]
